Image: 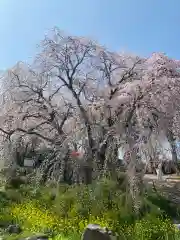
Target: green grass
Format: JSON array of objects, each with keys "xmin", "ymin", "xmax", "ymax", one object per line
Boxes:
[
  {"xmin": 2, "ymin": 233, "xmax": 79, "ymax": 240},
  {"xmin": 1, "ymin": 230, "xmax": 80, "ymax": 240}
]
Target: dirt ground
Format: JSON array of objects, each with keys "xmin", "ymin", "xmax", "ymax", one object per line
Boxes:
[
  {"xmin": 144, "ymin": 174, "xmax": 180, "ymax": 204},
  {"xmin": 144, "ymin": 174, "xmax": 180, "ymax": 182}
]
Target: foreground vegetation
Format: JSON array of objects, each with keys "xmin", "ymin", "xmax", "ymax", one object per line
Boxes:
[{"xmin": 0, "ymin": 176, "xmax": 180, "ymax": 240}]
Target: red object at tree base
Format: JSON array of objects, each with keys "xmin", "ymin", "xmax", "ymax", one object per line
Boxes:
[{"xmin": 71, "ymin": 151, "xmax": 81, "ymax": 157}]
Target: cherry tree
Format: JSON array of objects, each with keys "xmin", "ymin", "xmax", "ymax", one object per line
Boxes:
[
  {"xmin": 30, "ymin": 28, "xmax": 144, "ymax": 183},
  {"xmin": 1, "ymin": 28, "xmax": 180, "ymax": 194}
]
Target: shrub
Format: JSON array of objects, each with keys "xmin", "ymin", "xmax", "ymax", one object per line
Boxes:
[
  {"xmin": 10, "ymin": 200, "xmax": 63, "ymax": 233},
  {"xmin": 134, "ymin": 216, "xmax": 175, "ymax": 240}
]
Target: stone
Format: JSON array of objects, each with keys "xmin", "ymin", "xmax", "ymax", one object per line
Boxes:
[
  {"xmin": 174, "ymin": 223, "xmax": 180, "ymax": 230},
  {"xmin": 82, "ymin": 224, "xmax": 116, "ymax": 240},
  {"xmin": 156, "ymin": 167, "xmax": 163, "ymax": 181},
  {"xmin": 6, "ymin": 224, "xmax": 22, "ymax": 234},
  {"xmin": 23, "ymin": 235, "xmax": 49, "ymax": 240}
]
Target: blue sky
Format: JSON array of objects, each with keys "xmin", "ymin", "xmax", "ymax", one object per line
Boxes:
[{"xmin": 0, "ymin": 0, "xmax": 180, "ymax": 70}]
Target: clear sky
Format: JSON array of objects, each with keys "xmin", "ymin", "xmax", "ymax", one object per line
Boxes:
[{"xmin": 0, "ymin": 0, "xmax": 180, "ymax": 70}]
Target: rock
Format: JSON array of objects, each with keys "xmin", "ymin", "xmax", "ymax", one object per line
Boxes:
[
  {"xmin": 6, "ymin": 224, "xmax": 22, "ymax": 234},
  {"xmin": 82, "ymin": 224, "xmax": 116, "ymax": 240},
  {"xmin": 174, "ymin": 223, "xmax": 180, "ymax": 230},
  {"xmin": 23, "ymin": 235, "xmax": 49, "ymax": 240},
  {"xmin": 19, "ymin": 234, "xmax": 49, "ymax": 240}
]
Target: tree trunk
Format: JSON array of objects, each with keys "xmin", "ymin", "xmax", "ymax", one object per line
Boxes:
[
  {"xmin": 166, "ymin": 129, "xmax": 180, "ymax": 174},
  {"xmin": 126, "ymin": 125, "xmax": 144, "ymax": 214},
  {"xmin": 83, "ymin": 165, "xmax": 93, "ymax": 185}
]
